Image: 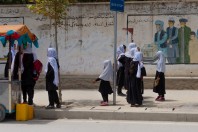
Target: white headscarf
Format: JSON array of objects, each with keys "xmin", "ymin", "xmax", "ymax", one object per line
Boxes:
[
  {"xmin": 128, "ymin": 42, "xmax": 136, "ymax": 50},
  {"xmin": 45, "ymin": 48, "xmax": 59, "ymax": 86},
  {"xmin": 47, "ymin": 48, "xmax": 57, "ymax": 59},
  {"xmin": 125, "ymin": 43, "xmax": 137, "ymax": 58},
  {"xmin": 130, "ymin": 47, "xmax": 138, "ymax": 58},
  {"xmin": 155, "ymin": 51, "xmax": 165, "ymax": 73},
  {"xmin": 11, "ymin": 45, "xmax": 17, "ymax": 73},
  {"xmin": 99, "ymin": 60, "xmax": 113, "ymax": 81},
  {"xmin": 117, "ymin": 45, "xmax": 125, "ymax": 68},
  {"xmin": 133, "ymin": 51, "xmax": 143, "ymax": 62},
  {"xmin": 116, "ymin": 44, "xmax": 125, "ymax": 57},
  {"xmin": 11, "ymin": 45, "xmax": 16, "ymax": 60},
  {"xmin": 133, "ymin": 51, "xmax": 143, "ymax": 78}
]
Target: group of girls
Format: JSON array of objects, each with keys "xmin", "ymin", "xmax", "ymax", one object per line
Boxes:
[
  {"xmin": 94, "ymin": 42, "xmax": 166, "ymax": 106},
  {"xmin": 4, "ymin": 44, "xmax": 61, "ymax": 109}
]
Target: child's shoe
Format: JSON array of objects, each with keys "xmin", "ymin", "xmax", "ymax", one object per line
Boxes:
[
  {"xmin": 155, "ymin": 96, "xmax": 160, "ymax": 101},
  {"xmin": 56, "ymin": 104, "xmax": 61, "ymax": 108},
  {"xmin": 157, "ymin": 97, "xmax": 165, "ymax": 101},
  {"xmin": 100, "ymin": 102, "xmax": 108, "ymax": 106},
  {"xmin": 45, "ymin": 105, "xmax": 55, "ymax": 109}
]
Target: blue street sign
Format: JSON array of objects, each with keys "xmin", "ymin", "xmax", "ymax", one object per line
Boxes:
[{"xmin": 110, "ymin": 0, "xmax": 124, "ymax": 12}]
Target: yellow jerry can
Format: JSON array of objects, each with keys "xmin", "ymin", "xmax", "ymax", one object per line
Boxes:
[
  {"xmin": 16, "ymin": 103, "xmax": 28, "ymax": 121},
  {"xmin": 27, "ymin": 105, "xmax": 34, "ymax": 120}
]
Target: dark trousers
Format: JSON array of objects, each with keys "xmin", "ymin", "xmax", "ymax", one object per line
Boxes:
[
  {"xmin": 48, "ymin": 90, "xmax": 60, "ymax": 106},
  {"xmin": 21, "ymin": 85, "xmax": 34, "ymax": 105},
  {"xmin": 101, "ymin": 93, "xmax": 108, "ymax": 102}
]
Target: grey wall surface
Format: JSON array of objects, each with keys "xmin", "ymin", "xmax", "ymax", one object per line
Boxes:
[{"xmin": 0, "ymin": 1, "xmax": 198, "ymax": 76}]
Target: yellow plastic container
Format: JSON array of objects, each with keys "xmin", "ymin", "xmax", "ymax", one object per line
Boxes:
[
  {"xmin": 27, "ymin": 105, "xmax": 34, "ymax": 120},
  {"xmin": 16, "ymin": 104, "xmax": 28, "ymax": 121}
]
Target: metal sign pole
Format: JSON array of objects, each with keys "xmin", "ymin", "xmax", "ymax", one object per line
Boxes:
[
  {"xmin": 113, "ymin": 11, "xmax": 117, "ymax": 105},
  {"xmin": 126, "ymin": 15, "xmax": 128, "ymax": 45}
]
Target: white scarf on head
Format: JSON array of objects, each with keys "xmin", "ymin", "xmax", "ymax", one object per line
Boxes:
[
  {"xmin": 117, "ymin": 45, "xmax": 125, "ymax": 68},
  {"xmin": 128, "ymin": 42, "xmax": 136, "ymax": 51},
  {"xmin": 47, "ymin": 48, "xmax": 57, "ymax": 59},
  {"xmin": 133, "ymin": 51, "xmax": 143, "ymax": 78},
  {"xmin": 130, "ymin": 47, "xmax": 138, "ymax": 58},
  {"xmin": 156, "ymin": 51, "xmax": 165, "ymax": 73},
  {"xmin": 11, "ymin": 46, "xmax": 16, "ymax": 73},
  {"xmin": 99, "ymin": 60, "xmax": 113, "ymax": 81},
  {"xmin": 125, "ymin": 43, "xmax": 136, "ymax": 59},
  {"xmin": 117, "ymin": 44, "xmax": 125, "ymax": 57},
  {"xmin": 45, "ymin": 48, "xmax": 59, "ymax": 86}
]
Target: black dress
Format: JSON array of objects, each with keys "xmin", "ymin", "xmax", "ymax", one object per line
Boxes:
[
  {"xmin": 153, "ymin": 71, "xmax": 166, "ymax": 95},
  {"xmin": 124, "ymin": 57, "xmax": 132, "ymax": 90},
  {"xmin": 46, "ymin": 63, "xmax": 60, "ymax": 106},
  {"xmin": 96, "ymin": 78, "xmax": 113, "ymax": 95},
  {"xmin": 117, "ymin": 55, "xmax": 125, "ymax": 88},
  {"xmin": 46, "ymin": 63, "xmax": 58, "ymax": 91},
  {"xmin": 21, "ymin": 53, "xmax": 36, "ymax": 105},
  {"xmin": 126, "ymin": 61, "xmax": 142, "ymax": 105}
]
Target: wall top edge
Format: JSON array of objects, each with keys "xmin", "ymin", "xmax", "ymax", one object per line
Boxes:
[
  {"xmin": 1, "ymin": 0, "xmax": 198, "ymax": 7},
  {"xmin": 70, "ymin": 1, "xmax": 198, "ymax": 5}
]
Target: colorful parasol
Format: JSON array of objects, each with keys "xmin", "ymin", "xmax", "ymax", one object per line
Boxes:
[{"xmin": 0, "ymin": 25, "xmax": 39, "ymax": 48}]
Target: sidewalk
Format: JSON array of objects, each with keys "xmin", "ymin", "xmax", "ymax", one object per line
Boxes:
[{"xmin": 34, "ymin": 89, "xmax": 198, "ymax": 122}]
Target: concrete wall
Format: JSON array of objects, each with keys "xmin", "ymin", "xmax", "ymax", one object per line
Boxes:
[{"xmin": 1, "ymin": 1, "xmax": 198, "ymax": 76}]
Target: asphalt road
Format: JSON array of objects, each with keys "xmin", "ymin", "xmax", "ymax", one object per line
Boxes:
[{"xmin": 1, "ymin": 119, "xmax": 198, "ymax": 132}]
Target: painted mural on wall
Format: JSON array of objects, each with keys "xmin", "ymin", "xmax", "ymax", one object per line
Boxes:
[
  {"xmin": 126, "ymin": 1, "xmax": 198, "ymax": 64},
  {"xmin": 139, "ymin": 16, "xmax": 198, "ymax": 64}
]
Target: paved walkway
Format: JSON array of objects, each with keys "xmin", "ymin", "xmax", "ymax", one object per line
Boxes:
[{"xmin": 34, "ymin": 89, "xmax": 198, "ymax": 122}]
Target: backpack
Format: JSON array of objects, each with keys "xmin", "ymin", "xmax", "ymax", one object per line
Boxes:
[{"xmin": 33, "ymin": 59, "xmax": 43, "ymax": 81}]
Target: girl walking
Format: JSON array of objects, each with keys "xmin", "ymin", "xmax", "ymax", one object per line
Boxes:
[
  {"xmin": 153, "ymin": 51, "xmax": 166, "ymax": 101},
  {"xmin": 93, "ymin": 60, "xmax": 113, "ymax": 106}
]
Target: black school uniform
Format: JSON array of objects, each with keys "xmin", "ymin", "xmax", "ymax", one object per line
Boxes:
[
  {"xmin": 46, "ymin": 63, "xmax": 60, "ymax": 106},
  {"xmin": 126, "ymin": 61, "xmax": 143, "ymax": 106},
  {"xmin": 95, "ymin": 78, "xmax": 113, "ymax": 102},
  {"xmin": 153, "ymin": 71, "xmax": 166, "ymax": 96},
  {"xmin": 21, "ymin": 53, "xmax": 36, "ymax": 105}
]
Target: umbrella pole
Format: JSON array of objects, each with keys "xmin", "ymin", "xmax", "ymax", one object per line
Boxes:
[
  {"xmin": 8, "ymin": 39, "xmax": 12, "ymax": 113},
  {"xmin": 18, "ymin": 46, "xmax": 22, "ymax": 103}
]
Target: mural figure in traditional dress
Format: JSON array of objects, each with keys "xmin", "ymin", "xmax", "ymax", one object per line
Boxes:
[
  {"xmin": 154, "ymin": 20, "xmax": 168, "ymax": 59},
  {"xmin": 166, "ymin": 17, "xmax": 179, "ymax": 64},
  {"xmin": 189, "ymin": 31, "xmax": 198, "ymax": 63},
  {"xmin": 177, "ymin": 18, "xmax": 191, "ymax": 63}
]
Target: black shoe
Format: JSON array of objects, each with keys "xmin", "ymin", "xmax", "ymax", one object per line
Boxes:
[
  {"xmin": 45, "ymin": 105, "xmax": 55, "ymax": 109},
  {"xmin": 118, "ymin": 92, "xmax": 126, "ymax": 96},
  {"xmin": 28, "ymin": 100, "xmax": 33, "ymax": 105},
  {"xmin": 56, "ymin": 104, "xmax": 61, "ymax": 108},
  {"xmin": 28, "ymin": 102, "xmax": 33, "ymax": 105}
]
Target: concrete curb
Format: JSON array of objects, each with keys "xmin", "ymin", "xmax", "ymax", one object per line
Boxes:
[{"xmin": 34, "ymin": 108, "xmax": 198, "ymax": 122}]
